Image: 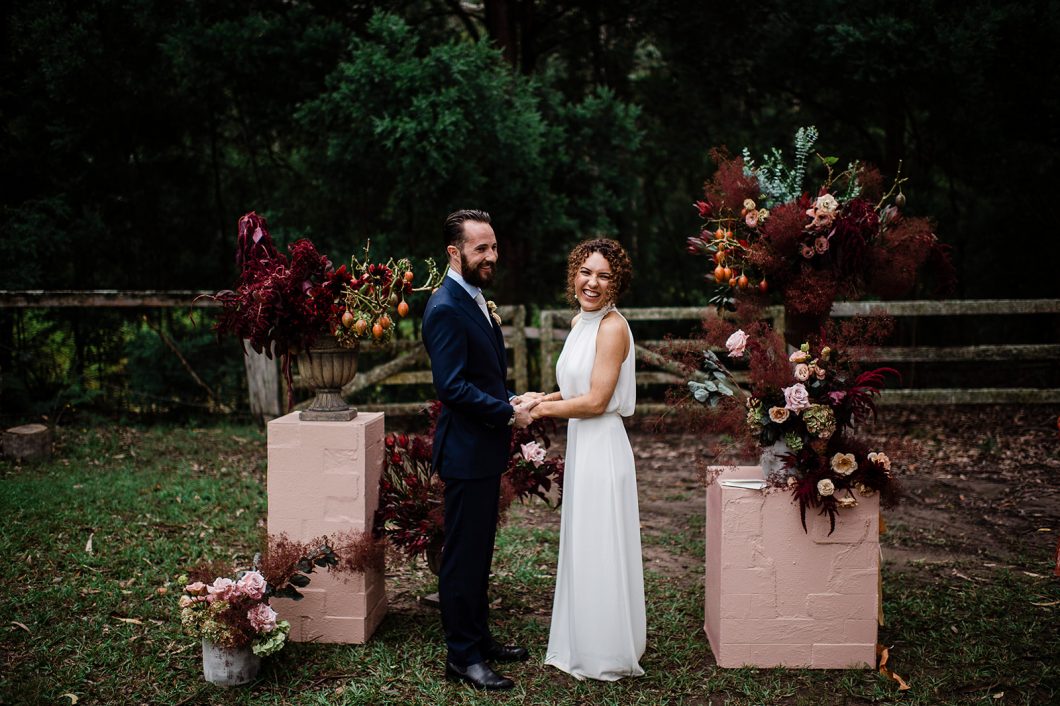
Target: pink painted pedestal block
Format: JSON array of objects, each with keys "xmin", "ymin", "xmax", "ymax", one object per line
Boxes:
[
  {"xmin": 704, "ymin": 466, "xmax": 879, "ymax": 669},
  {"xmin": 267, "ymin": 411, "xmax": 387, "ymax": 644}
]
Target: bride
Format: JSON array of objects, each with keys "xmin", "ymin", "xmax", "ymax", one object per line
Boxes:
[{"xmin": 525, "ymin": 238, "xmax": 646, "ymax": 681}]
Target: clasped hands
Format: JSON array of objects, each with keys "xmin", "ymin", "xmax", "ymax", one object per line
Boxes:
[{"xmin": 509, "ymin": 391, "xmax": 547, "ymax": 428}]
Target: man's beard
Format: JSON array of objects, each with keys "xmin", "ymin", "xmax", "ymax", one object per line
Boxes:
[{"xmin": 460, "ymin": 251, "xmax": 495, "ymax": 288}]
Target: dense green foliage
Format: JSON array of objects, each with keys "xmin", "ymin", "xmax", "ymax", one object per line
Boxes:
[{"xmin": 2, "ymin": 0, "xmax": 1058, "ymax": 415}]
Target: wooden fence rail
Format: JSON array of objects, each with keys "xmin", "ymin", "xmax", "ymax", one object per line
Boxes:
[
  {"xmin": 539, "ymin": 300, "xmax": 1060, "ymax": 414},
  {"xmin": 2, "ymin": 292, "xmax": 1058, "ymax": 416}
]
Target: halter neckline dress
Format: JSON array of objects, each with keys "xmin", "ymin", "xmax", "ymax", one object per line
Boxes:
[{"xmin": 544, "ymin": 306, "xmax": 646, "ymax": 681}]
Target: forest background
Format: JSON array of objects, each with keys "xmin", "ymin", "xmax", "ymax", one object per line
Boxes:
[{"xmin": 2, "ymin": 0, "xmax": 1058, "ymax": 416}]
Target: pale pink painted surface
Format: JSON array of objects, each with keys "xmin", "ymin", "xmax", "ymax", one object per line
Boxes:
[
  {"xmin": 267, "ymin": 412, "xmax": 387, "ymax": 644},
  {"xmin": 704, "ymin": 465, "xmax": 879, "ymax": 669}
]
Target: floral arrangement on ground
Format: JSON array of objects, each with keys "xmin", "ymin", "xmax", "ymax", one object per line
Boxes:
[
  {"xmin": 685, "ymin": 126, "xmax": 955, "ymax": 316},
  {"xmin": 377, "ymin": 402, "xmax": 564, "ymax": 567},
  {"xmin": 178, "ymin": 531, "xmax": 382, "ymax": 655},
  {"xmin": 686, "ymin": 314, "xmax": 903, "ymax": 532}
]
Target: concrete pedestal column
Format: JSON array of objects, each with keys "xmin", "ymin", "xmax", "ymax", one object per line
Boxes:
[
  {"xmin": 705, "ymin": 466, "xmax": 879, "ymax": 669},
  {"xmin": 267, "ymin": 411, "xmax": 387, "ymax": 643}
]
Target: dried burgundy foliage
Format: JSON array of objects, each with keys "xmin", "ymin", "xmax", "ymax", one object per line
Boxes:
[
  {"xmin": 187, "ymin": 559, "xmax": 234, "ymax": 587},
  {"xmin": 687, "ymin": 138, "xmax": 956, "ymax": 317},
  {"xmin": 703, "ymin": 149, "xmax": 759, "ymax": 211},
  {"xmin": 784, "ymin": 270, "xmax": 840, "ymax": 317},
  {"xmin": 257, "ymin": 534, "xmax": 324, "ymax": 589},
  {"xmin": 855, "ymin": 165, "xmax": 885, "ymax": 203},
  {"xmin": 212, "ymin": 212, "xmax": 356, "ymax": 409},
  {"xmin": 333, "ymin": 529, "xmax": 386, "ymax": 573},
  {"xmin": 830, "ymin": 198, "xmax": 878, "ymax": 281}
]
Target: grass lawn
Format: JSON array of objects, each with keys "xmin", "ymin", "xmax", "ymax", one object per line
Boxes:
[{"xmin": 1, "ymin": 422, "xmax": 1057, "ymax": 705}]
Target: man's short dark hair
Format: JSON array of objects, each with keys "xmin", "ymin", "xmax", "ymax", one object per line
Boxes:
[{"xmin": 443, "ymin": 209, "xmax": 491, "ymax": 248}]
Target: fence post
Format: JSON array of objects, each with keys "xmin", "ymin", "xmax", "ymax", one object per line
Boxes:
[
  {"xmin": 540, "ymin": 310, "xmax": 556, "ymax": 392},
  {"xmin": 243, "ymin": 341, "xmax": 283, "ymax": 421},
  {"xmin": 509, "ymin": 305, "xmax": 528, "ymax": 394}
]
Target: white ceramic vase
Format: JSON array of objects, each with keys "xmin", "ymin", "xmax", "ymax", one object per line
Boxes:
[{"xmin": 201, "ymin": 639, "xmax": 260, "ymax": 686}]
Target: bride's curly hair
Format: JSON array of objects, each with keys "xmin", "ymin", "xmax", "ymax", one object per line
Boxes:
[{"xmin": 565, "ymin": 238, "xmax": 633, "ymax": 307}]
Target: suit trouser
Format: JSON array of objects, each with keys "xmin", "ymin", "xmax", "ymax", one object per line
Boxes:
[{"xmin": 439, "ymin": 472, "xmax": 501, "ymax": 667}]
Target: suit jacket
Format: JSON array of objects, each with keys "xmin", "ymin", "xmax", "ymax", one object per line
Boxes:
[{"xmin": 421, "ymin": 276, "xmax": 514, "ymax": 479}]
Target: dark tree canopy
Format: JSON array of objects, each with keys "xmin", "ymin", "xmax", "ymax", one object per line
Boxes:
[{"xmin": 3, "ymin": 0, "xmax": 1058, "ymax": 301}]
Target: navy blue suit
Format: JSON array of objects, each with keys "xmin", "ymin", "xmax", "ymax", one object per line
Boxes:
[{"xmin": 421, "ymin": 275, "xmax": 514, "ymax": 667}]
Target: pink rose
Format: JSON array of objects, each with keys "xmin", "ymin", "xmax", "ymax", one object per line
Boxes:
[
  {"xmin": 814, "ymin": 236, "xmax": 829, "ymax": 254},
  {"xmin": 184, "ymin": 581, "xmax": 208, "ymax": 596},
  {"xmin": 783, "ymin": 383, "xmax": 811, "ymax": 412},
  {"xmin": 179, "ymin": 595, "xmax": 195, "ymax": 609},
  {"xmin": 236, "ymin": 570, "xmax": 267, "ymax": 600},
  {"xmin": 789, "ymin": 350, "xmax": 810, "ymax": 363},
  {"xmin": 520, "ymin": 441, "xmax": 546, "ymax": 468},
  {"xmin": 744, "ymin": 210, "xmax": 759, "ymax": 228},
  {"xmin": 793, "ymin": 363, "xmax": 810, "ymax": 381},
  {"xmin": 828, "ymin": 391, "xmax": 846, "ymax": 404},
  {"xmin": 725, "ymin": 329, "xmax": 749, "ymax": 358},
  {"xmin": 206, "ymin": 577, "xmax": 235, "ymax": 603},
  {"xmin": 800, "ymin": 244, "xmax": 815, "ymax": 259},
  {"xmin": 247, "ymin": 603, "xmax": 278, "ymax": 633}
]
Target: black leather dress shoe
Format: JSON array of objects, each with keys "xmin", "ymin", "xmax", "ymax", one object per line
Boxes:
[
  {"xmin": 445, "ymin": 661, "xmax": 515, "ymax": 690},
  {"xmin": 483, "ymin": 643, "xmax": 530, "ymax": 662}
]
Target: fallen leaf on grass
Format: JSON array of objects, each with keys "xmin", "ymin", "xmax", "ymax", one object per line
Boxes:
[
  {"xmin": 11, "ymin": 621, "xmax": 31, "ymax": 633},
  {"xmin": 876, "ymin": 644, "xmax": 911, "ymax": 691},
  {"xmin": 1030, "ymin": 600, "xmax": 1059, "ymax": 607},
  {"xmin": 112, "ymin": 616, "xmax": 143, "ymax": 625},
  {"xmin": 61, "ymin": 694, "xmax": 78, "ymax": 704},
  {"xmin": 1022, "ymin": 571, "xmax": 1044, "ymax": 578},
  {"xmin": 993, "ymin": 693, "xmax": 1004, "ymax": 699},
  {"xmin": 84, "ymin": 532, "xmax": 94, "ymax": 554}
]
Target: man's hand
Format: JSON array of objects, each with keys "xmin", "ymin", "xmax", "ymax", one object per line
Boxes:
[{"xmin": 512, "ymin": 398, "xmax": 538, "ymax": 428}]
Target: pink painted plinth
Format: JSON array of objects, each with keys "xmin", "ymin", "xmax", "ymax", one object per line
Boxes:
[
  {"xmin": 267, "ymin": 411, "xmax": 387, "ymax": 644},
  {"xmin": 704, "ymin": 466, "xmax": 879, "ymax": 669}
]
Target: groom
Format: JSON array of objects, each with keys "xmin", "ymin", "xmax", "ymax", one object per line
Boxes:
[{"xmin": 421, "ymin": 209, "xmax": 534, "ymax": 691}]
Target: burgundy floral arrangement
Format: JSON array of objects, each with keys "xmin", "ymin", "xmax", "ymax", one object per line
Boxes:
[
  {"xmin": 211, "ymin": 212, "xmax": 442, "ymax": 406},
  {"xmin": 377, "ymin": 402, "xmax": 564, "ymax": 565},
  {"xmin": 688, "ymin": 315, "xmax": 903, "ymax": 533},
  {"xmin": 685, "ymin": 126, "xmax": 955, "ymax": 316}
]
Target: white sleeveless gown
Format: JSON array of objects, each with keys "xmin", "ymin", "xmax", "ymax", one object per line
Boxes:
[{"xmin": 544, "ymin": 306, "xmax": 646, "ymax": 681}]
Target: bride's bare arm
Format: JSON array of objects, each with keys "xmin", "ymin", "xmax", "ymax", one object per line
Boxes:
[{"xmin": 531, "ymin": 313, "xmax": 629, "ymax": 420}]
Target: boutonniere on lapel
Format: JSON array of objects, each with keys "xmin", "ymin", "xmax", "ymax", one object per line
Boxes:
[{"xmin": 487, "ymin": 300, "xmax": 502, "ymax": 326}]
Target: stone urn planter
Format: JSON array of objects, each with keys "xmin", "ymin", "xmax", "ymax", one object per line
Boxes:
[
  {"xmin": 201, "ymin": 639, "xmax": 260, "ymax": 686},
  {"xmin": 297, "ymin": 337, "xmax": 359, "ymax": 421}
]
